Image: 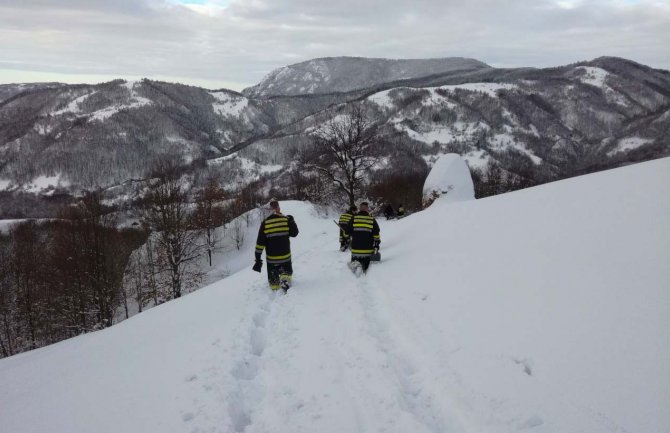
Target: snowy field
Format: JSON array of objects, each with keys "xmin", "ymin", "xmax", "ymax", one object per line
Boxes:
[{"xmin": 1, "ymin": 158, "xmax": 669, "ymax": 433}]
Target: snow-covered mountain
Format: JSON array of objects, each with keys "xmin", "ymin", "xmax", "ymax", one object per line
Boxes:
[
  {"xmin": 1, "ymin": 157, "xmax": 668, "ymax": 433},
  {"xmin": 0, "ymin": 79, "xmax": 275, "ymax": 214},
  {"xmin": 1, "ymin": 57, "xmax": 669, "ymax": 218},
  {"xmin": 242, "ymin": 56, "xmax": 489, "ymax": 98},
  {"xmin": 240, "ymin": 57, "xmax": 670, "ymax": 197},
  {"xmin": 0, "ymin": 82, "xmax": 65, "ymax": 103}
]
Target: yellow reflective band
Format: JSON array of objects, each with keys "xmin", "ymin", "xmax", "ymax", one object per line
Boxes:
[
  {"xmin": 264, "ymin": 227, "xmax": 289, "ymax": 234},
  {"xmin": 270, "ymin": 284, "xmax": 281, "ymax": 291},
  {"xmin": 351, "ymin": 249, "xmax": 374, "ymax": 254},
  {"xmin": 265, "ymin": 220, "xmax": 288, "ymax": 229},
  {"xmin": 353, "ymin": 224, "xmax": 373, "ymax": 229},
  {"xmin": 373, "ymin": 235, "xmax": 380, "ymax": 239},
  {"xmin": 265, "ymin": 224, "xmax": 288, "ymax": 231},
  {"xmin": 265, "ymin": 225, "xmax": 288, "ymax": 230},
  {"xmin": 267, "ymin": 253, "xmax": 291, "ymax": 260},
  {"xmin": 255, "ymin": 244, "xmax": 265, "ymax": 250},
  {"xmin": 355, "ymin": 215, "xmax": 373, "ymax": 220}
]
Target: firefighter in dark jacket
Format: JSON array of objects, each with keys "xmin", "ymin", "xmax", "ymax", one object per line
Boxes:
[
  {"xmin": 338, "ymin": 205, "xmax": 357, "ymax": 251},
  {"xmin": 346, "ymin": 202, "xmax": 380, "ymax": 273},
  {"xmin": 253, "ymin": 200, "xmax": 299, "ymax": 291}
]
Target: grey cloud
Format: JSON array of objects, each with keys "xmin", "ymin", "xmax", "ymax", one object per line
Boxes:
[
  {"xmin": 0, "ymin": 0, "xmax": 668, "ymax": 90},
  {"xmin": 0, "ymin": 0, "xmax": 158, "ymax": 16}
]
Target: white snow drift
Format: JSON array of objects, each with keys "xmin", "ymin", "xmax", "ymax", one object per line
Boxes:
[
  {"xmin": 422, "ymin": 153, "xmax": 475, "ymax": 204},
  {"xmin": 0, "ymin": 158, "xmax": 669, "ymax": 433}
]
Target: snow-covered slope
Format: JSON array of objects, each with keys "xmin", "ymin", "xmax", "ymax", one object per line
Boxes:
[
  {"xmin": 242, "ymin": 56, "xmax": 489, "ymax": 98},
  {"xmin": 1, "ymin": 159, "xmax": 669, "ymax": 433}
]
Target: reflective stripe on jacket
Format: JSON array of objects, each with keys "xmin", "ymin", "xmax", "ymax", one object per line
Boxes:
[
  {"xmin": 338, "ymin": 212, "xmax": 354, "ymax": 239},
  {"xmin": 255, "ymin": 213, "xmax": 299, "ymax": 264},
  {"xmin": 345, "ymin": 211, "xmax": 380, "ymax": 257}
]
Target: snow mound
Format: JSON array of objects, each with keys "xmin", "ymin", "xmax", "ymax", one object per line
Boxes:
[{"xmin": 422, "ymin": 153, "xmax": 475, "ymax": 205}]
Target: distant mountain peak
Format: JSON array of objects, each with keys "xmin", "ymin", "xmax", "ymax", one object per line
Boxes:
[{"xmin": 242, "ymin": 56, "xmax": 490, "ymax": 98}]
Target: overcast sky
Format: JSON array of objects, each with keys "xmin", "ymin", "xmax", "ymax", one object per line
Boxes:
[{"xmin": 0, "ymin": 0, "xmax": 668, "ymax": 91}]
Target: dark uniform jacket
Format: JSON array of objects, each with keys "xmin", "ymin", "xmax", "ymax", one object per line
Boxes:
[
  {"xmin": 345, "ymin": 211, "xmax": 380, "ymax": 257},
  {"xmin": 338, "ymin": 211, "xmax": 354, "ymax": 239},
  {"xmin": 255, "ymin": 213, "xmax": 299, "ymax": 264}
]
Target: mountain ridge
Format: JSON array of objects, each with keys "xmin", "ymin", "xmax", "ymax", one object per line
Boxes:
[
  {"xmin": 0, "ymin": 56, "xmax": 669, "ymax": 218},
  {"xmin": 242, "ymin": 56, "xmax": 490, "ymax": 98}
]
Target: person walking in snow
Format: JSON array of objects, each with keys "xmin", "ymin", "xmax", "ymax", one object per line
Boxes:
[
  {"xmin": 253, "ymin": 200, "xmax": 299, "ymax": 291},
  {"xmin": 346, "ymin": 202, "xmax": 380, "ymax": 274},
  {"xmin": 383, "ymin": 203, "xmax": 395, "ymax": 220},
  {"xmin": 338, "ymin": 205, "xmax": 357, "ymax": 251},
  {"xmin": 397, "ymin": 204, "xmax": 405, "ymax": 218}
]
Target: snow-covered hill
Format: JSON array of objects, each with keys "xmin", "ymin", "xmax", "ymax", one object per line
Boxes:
[
  {"xmin": 1, "ymin": 159, "xmax": 669, "ymax": 433},
  {"xmin": 242, "ymin": 56, "xmax": 489, "ymax": 98},
  {"xmin": 0, "ymin": 79, "xmax": 271, "ymax": 194},
  {"xmin": 236, "ymin": 57, "xmax": 670, "ymax": 204},
  {"xmin": 0, "ymin": 82, "xmax": 65, "ymax": 103}
]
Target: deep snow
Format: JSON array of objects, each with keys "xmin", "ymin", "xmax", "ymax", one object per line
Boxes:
[{"xmin": 1, "ymin": 158, "xmax": 669, "ymax": 433}]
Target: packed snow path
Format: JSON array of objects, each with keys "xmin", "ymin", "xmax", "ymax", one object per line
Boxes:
[
  {"xmin": 199, "ymin": 249, "xmax": 472, "ymax": 433},
  {"xmin": 1, "ymin": 158, "xmax": 669, "ymax": 433}
]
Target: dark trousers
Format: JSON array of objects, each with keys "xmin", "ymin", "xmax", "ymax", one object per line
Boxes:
[
  {"xmin": 351, "ymin": 256, "xmax": 371, "ymax": 272},
  {"xmin": 267, "ymin": 262, "xmax": 293, "ymax": 288}
]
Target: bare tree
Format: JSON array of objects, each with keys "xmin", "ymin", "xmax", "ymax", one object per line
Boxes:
[
  {"xmin": 142, "ymin": 236, "xmax": 161, "ymax": 306},
  {"xmin": 10, "ymin": 221, "xmax": 43, "ymax": 350},
  {"xmin": 121, "ymin": 233, "xmax": 163, "ymax": 316},
  {"xmin": 122, "ymin": 251, "xmax": 150, "ymax": 317},
  {"xmin": 144, "ymin": 161, "xmax": 204, "ymax": 299},
  {"xmin": 230, "ymin": 216, "xmax": 245, "ymax": 251},
  {"xmin": 304, "ymin": 104, "xmax": 380, "ymax": 207},
  {"xmin": 0, "ymin": 234, "xmax": 16, "ymax": 357},
  {"xmin": 193, "ymin": 178, "xmax": 227, "ymax": 266},
  {"xmin": 80, "ymin": 193, "xmax": 127, "ymax": 328}
]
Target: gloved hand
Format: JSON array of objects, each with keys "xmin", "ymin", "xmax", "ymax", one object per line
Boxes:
[
  {"xmin": 252, "ymin": 259, "xmax": 262, "ymax": 273},
  {"xmin": 374, "ymin": 239, "xmax": 380, "ymax": 250}
]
